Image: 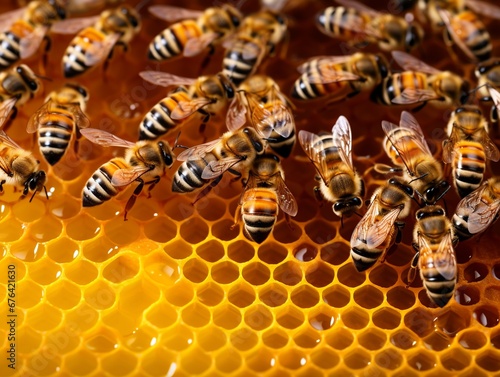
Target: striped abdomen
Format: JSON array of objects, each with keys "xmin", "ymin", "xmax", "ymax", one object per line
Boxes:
[
  {"xmin": 268, "ymin": 127, "xmax": 295, "ymax": 158},
  {"xmin": 38, "ymin": 107, "xmax": 75, "ymax": 165},
  {"xmin": 451, "ymin": 11, "xmax": 491, "ymax": 62},
  {"xmin": 383, "ymin": 127, "xmax": 424, "ymax": 167},
  {"xmin": 63, "ymin": 27, "xmax": 106, "ymax": 78},
  {"xmin": 82, "ymin": 158, "xmax": 129, "ymax": 207},
  {"xmin": 420, "ymin": 251, "xmax": 456, "ymax": 307},
  {"xmin": 148, "ymin": 20, "xmax": 203, "ymax": 61},
  {"xmin": 241, "ymin": 188, "xmax": 278, "ymax": 244},
  {"xmin": 373, "ymin": 71, "xmax": 427, "ymax": 105},
  {"xmin": 452, "ymin": 141, "xmax": 485, "ymax": 197},
  {"xmin": 171, "ymin": 154, "xmax": 217, "ymax": 193},
  {"xmin": 316, "ymin": 6, "xmax": 368, "ymax": 40},
  {"xmin": 223, "ymin": 35, "xmax": 263, "ymax": 86},
  {"xmin": 350, "ymin": 228, "xmax": 395, "ymax": 272},
  {"xmin": 139, "ymin": 87, "xmax": 191, "ymax": 140},
  {"xmin": 452, "ymin": 210, "xmax": 472, "ymax": 242},
  {"xmin": 0, "ymin": 20, "xmax": 33, "ymax": 69}
]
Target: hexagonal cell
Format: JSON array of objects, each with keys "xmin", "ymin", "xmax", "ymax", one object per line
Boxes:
[
  {"xmin": 390, "ymin": 329, "xmax": 418, "ymax": 350},
  {"xmin": 369, "ymin": 263, "xmax": 399, "ymax": 288},
  {"xmin": 102, "ymin": 349, "xmax": 139, "ymax": 376},
  {"xmin": 246, "ymin": 348, "xmax": 276, "ymax": 373},
  {"xmin": 290, "ymin": 285, "xmax": 320, "ymax": 308},
  {"xmin": 46, "ymin": 237, "xmax": 80, "ymax": 263},
  {"xmin": 353, "ymin": 285, "xmax": 384, "ymax": 309},
  {"xmin": 119, "ymin": 279, "xmax": 160, "ymax": 316},
  {"xmin": 180, "ymin": 217, "xmax": 209, "ymax": 244},
  {"xmin": 455, "ymin": 242, "xmax": 473, "ymax": 264},
  {"xmin": 46, "ymin": 280, "xmax": 81, "ymax": 310},
  {"xmin": 227, "ymin": 240, "xmax": 255, "ymax": 263},
  {"xmin": 407, "ymin": 350, "xmax": 436, "ymax": 371},
  {"xmin": 262, "ymin": 328, "xmax": 289, "ymax": 349},
  {"xmin": 85, "ymin": 327, "xmax": 119, "ymax": 353},
  {"xmin": 65, "ymin": 349, "xmax": 98, "ymax": 376},
  {"xmin": 258, "ymin": 242, "xmax": 288, "ymax": 264},
  {"xmin": 276, "ymin": 306, "xmax": 305, "ymax": 329},
  {"xmin": 196, "ymin": 197, "xmax": 226, "ymax": 221},
  {"xmin": 196, "ymin": 239, "xmax": 225, "ymax": 262},
  {"xmin": 293, "ymin": 327, "xmax": 321, "ymax": 348},
  {"xmin": 163, "ymin": 195, "xmax": 194, "ymax": 221},
  {"xmin": 386, "ymin": 286, "xmax": 416, "ymax": 310},
  {"xmin": 274, "ymin": 261, "xmax": 302, "ymax": 286},
  {"xmin": 423, "ymin": 331, "xmax": 451, "ymax": 351},
  {"xmin": 141, "ymin": 348, "xmax": 177, "ymax": 377},
  {"xmin": 164, "ymin": 239, "xmax": 192, "ymax": 259},
  {"xmin": 464, "ymin": 262, "xmax": 489, "ymax": 283},
  {"xmin": 310, "ymin": 347, "xmax": 340, "ymax": 369},
  {"xmin": 476, "ymin": 350, "xmax": 500, "ymax": 372},
  {"xmin": 344, "ymin": 348, "xmax": 371, "ymax": 369},
  {"xmin": 215, "ymin": 347, "xmax": 242, "ymax": 374},
  {"xmin": 372, "ymin": 307, "xmax": 401, "ymax": 330},
  {"xmin": 386, "ymin": 244, "xmax": 416, "ymax": 267},
  {"xmin": 358, "ymin": 328, "xmax": 387, "ymax": 351},
  {"xmin": 144, "ymin": 250, "xmax": 181, "ymax": 285},
  {"xmin": 102, "ymin": 254, "xmax": 139, "ymax": 283},
  {"xmin": 278, "ymin": 348, "xmax": 308, "ymax": 370},
  {"xmin": 441, "ymin": 348, "xmax": 471, "ymax": 371},
  {"xmin": 28, "ymin": 258, "xmax": 61, "ymax": 285},
  {"xmin": 12, "ymin": 197, "xmax": 46, "ymax": 222},
  {"xmin": 293, "ymin": 243, "xmax": 317, "ymax": 262},
  {"xmin": 455, "ymin": 285, "xmax": 480, "ymax": 305},
  {"xmin": 212, "ymin": 219, "xmax": 240, "ymax": 241},
  {"xmin": 211, "ymin": 261, "xmax": 239, "ymax": 284},
  {"xmin": 196, "ymin": 281, "xmax": 224, "ymax": 307},
  {"xmin": 305, "ymin": 262, "xmax": 334, "ymax": 288},
  {"xmin": 145, "ymin": 301, "xmax": 178, "ymax": 329},
  {"xmin": 66, "ymin": 214, "xmax": 101, "ymax": 241},
  {"xmin": 404, "ymin": 308, "xmax": 434, "ymax": 337},
  {"xmin": 325, "ymin": 327, "xmax": 354, "ymax": 350},
  {"xmin": 165, "ymin": 280, "xmax": 194, "ymax": 307},
  {"xmin": 228, "ymin": 282, "xmax": 256, "ymax": 308},
  {"xmin": 435, "ymin": 307, "xmax": 470, "ymax": 337},
  {"xmin": 103, "ymin": 218, "xmax": 141, "ymax": 245},
  {"xmin": 230, "ymin": 327, "xmax": 259, "ymax": 351},
  {"xmin": 305, "ymin": 219, "xmax": 336, "ymax": 244},
  {"xmin": 17, "ymin": 325, "xmax": 43, "ymax": 355},
  {"xmin": 84, "ymin": 280, "xmax": 116, "ymax": 310},
  {"xmin": 11, "ymin": 239, "xmax": 46, "ymax": 262},
  {"xmin": 49, "ymin": 195, "xmax": 80, "ymax": 219},
  {"xmin": 27, "ymin": 303, "xmax": 63, "ymax": 332},
  {"xmin": 82, "ymin": 237, "xmax": 119, "ymax": 263},
  {"xmin": 341, "ymin": 306, "xmax": 369, "ymax": 330},
  {"xmin": 259, "ymin": 283, "xmax": 288, "ymax": 307},
  {"xmin": 181, "ymin": 302, "xmax": 211, "ymax": 328},
  {"xmin": 183, "ymin": 258, "xmax": 209, "ymax": 283},
  {"xmin": 337, "ymin": 263, "xmax": 366, "ymax": 287},
  {"xmin": 491, "ymin": 329, "xmax": 500, "ymax": 349},
  {"xmin": 161, "ymin": 323, "xmax": 194, "ymax": 351},
  {"xmin": 323, "ymin": 284, "xmax": 350, "ymax": 308},
  {"xmin": 179, "ymin": 346, "xmax": 211, "ymax": 375},
  {"xmin": 122, "ymin": 326, "xmax": 158, "ymax": 352},
  {"xmin": 29, "ymin": 216, "xmax": 63, "ymax": 242},
  {"xmin": 320, "ymin": 242, "xmax": 350, "ymax": 265},
  {"xmin": 485, "ymin": 285, "xmax": 500, "ymax": 302},
  {"xmin": 213, "ymin": 304, "xmax": 242, "ymax": 330},
  {"xmin": 197, "ymin": 326, "xmax": 227, "ymax": 352},
  {"xmin": 244, "ymin": 304, "xmax": 273, "ymax": 331},
  {"xmin": 308, "ymin": 305, "xmax": 337, "ymax": 331},
  {"xmin": 375, "ymin": 348, "xmax": 403, "ymax": 370},
  {"xmin": 242, "ymin": 261, "xmax": 270, "ymax": 285},
  {"xmin": 474, "ymin": 305, "xmax": 500, "ymax": 328},
  {"xmin": 459, "ymin": 330, "xmax": 487, "ymax": 350},
  {"xmin": 493, "ymin": 263, "xmax": 500, "ymax": 280},
  {"xmin": 273, "ymin": 219, "xmax": 303, "ymax": 244}
]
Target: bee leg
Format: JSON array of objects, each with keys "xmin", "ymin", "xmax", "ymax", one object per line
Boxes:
[
  {"xmin": 40, "ymin": 36, "xmax": 51, "ymax": 76},
  {"xmin": 123, "ymin": 178, "xmax": 146, "ymax": 221},
  {"xmin": 406, "ymin": 250, "xmax": 420, "ymax": 288},
  {"xmin": 2, "ymin": 106, "xmax": 17, "ymax": 132},
  {"xmin": 0, "ymin": 180, "xmax": 4, "ymax": 193},
  {"xmin": 199, "ymin": 45, "xmax": 215, "ymax": 75},
  {"xmin": 192, "ymin": 175, "xmax": 223, "ymax": 205},
  {"xmin": 395, "ymin": 221, "xmax": 405, "ymax": 244},
  {"xmin": 231, "ymin": 205, "xmax": 241, "ymax": 230}
]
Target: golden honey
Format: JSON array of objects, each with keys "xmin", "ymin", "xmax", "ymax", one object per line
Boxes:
[{"xmin": 1, "ymin": 0, "xmax": 500, "ymax": 376}]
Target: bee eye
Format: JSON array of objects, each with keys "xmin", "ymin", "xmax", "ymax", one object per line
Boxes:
[
  {"xmin": 275, "ymin": 14, "xmax": 285, "ymax": 25},
  {"xmin": 455, "ymin": 107, "xmax": 465, "ymax": 113},
  {"xmin": 352, "ymin": 197, "xmax": 362, "ymax": 207}
]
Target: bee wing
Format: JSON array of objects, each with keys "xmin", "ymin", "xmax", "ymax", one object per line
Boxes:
[
  {"xmin": 0, "ymin": 98, "xmax": 17, "ymax": 129},
  {"xmin": 251, "ymin": 88, "xmax": 294, "ymax": 139},
  {"xmin": 276, "ymin": 175, "xmax": 298, "ymax": 217},
  {"xmin": 0, "ymin": 8, "xmax": 26, "ymax": 33},
  {"xmin": 303, "ymin": 69, "xmax": 361, "ymax": 85},
  {"xmin": 176, "ymin": 138, "xmax": 221, "ymax": 161},
  {"xmin": 442, "ymin": 124, "xmax": 461, "ymax": 164},
  {"xmin": 478, "ymin": 130, "xmax": 500, "ymax": 162},
  {"xmin": 148, "ymin": 5, "xmax": 203, "ymax": 22},
  {"xmin": 26, "ymin": 99, "xmax": 53, "ymax": 133},
  {"xmin": 335, "ymin": 0, "xmax": 380, "ymax": 17},
  {"xmin": 139, "ymin": 71, "xmax": 197, "ymax": 88},
  {"xmin": 51, "ymin": 16, "xmax": 99, "ymax": 35},
  {"xmin": 332, "ymin": 115, "xmax": 354, "ymax": 171},
  {"xmin": 68, "ymin": 104, "xmax": 91, "ymax": 129},
  {"xmin": 466, "ymin": 187, "xmax": 500, "ymax": 234},
  {"xmin": 365, "ymin": 205, "xmax": 401, "ymax": 249},
  {"xmin": 438, "ymin": 9, "xmax": 479, "ymax": 62},
  {"xmin": 490, "ymin": 87, "xmax": 500, "ymax": 116},
  {"xmin": 0, "ymin": 129, "xmax": 21, "ymax": 149},
  {"xmin": 433, "ymin": 232, "xmax": 457, "ymax": 281},
  {"xmin": 111, "ymin": 166, "xmax": 152, "ymax": 187},
  {"xmin": 261, "ymin": 0, "xmax": 288, "ymax": 12},
  {"xmin": 297, "ymin": 56, "xmax": 352, "ymax": 74},
  {"xmin": 399, "ymin": 111, "xmax": 432, "ymax": 156},
  {"xmin": 19, "ymin": 25, "xmax": 48, "ymax": 59},
  {"xmin": 202, "ymin": 156, "xmax": 242, "ymax": 179},
  {"xmin": 391, "ymin": 88, "xmax": 443, "ymax": 105},
  {"xmin": 391, "ymin": 51, "xmax": 442, "ymax": 75},
  {"xmin": 84, "ymin": 33, "xmax": 120, "ymax": 67},
  {"xmin": 226, "ymin": 94, "xmax": 248, "ymax": 132},
  {"xmin": 298, "ymin": 130, "xmax": 330, "ymax": 185},
  {"xmin": 465, "ymin": 0, "xmax": 500, "ymax": 19},
  {"xmin": 80, "ymin": 128, "xmax": 135, "ymax": 148},
  {"xmin": 184, "ymin": 31, "xmax": 220, "ymax": 57},
  {"xmin": 171, "ymin": 97, "xmax": 213, "ymax": 120}
]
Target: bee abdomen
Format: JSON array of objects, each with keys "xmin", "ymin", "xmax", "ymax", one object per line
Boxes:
[
  {"xmin": 0, "ymin": 31, "xmax": 21, "ymax": 68},
  {"xmin": 172, "ymin": 160, "xmax": 208, "ymax": 193},
  {"xmin": 82, "ymin": 160, "xmax": 125, "ymax": 207},
  {"xmin": 422, "ymin": 274, "xmax": 456, "ymax": 307},
  {"xmin": 223, "ymin": 39, "xmax": 261, "ymax": 86},
  {"xmin": 453, "ymin": 143, "xmax": 486, "ymax": 197},
  {"xmin": 350, "ymin": 246, "xmax": 383, "ymax": 272},
  {"xmin": 242, "ymin": 190, "xmax": 278, "ymax": 244},
  {"xmin": 148, "ymin": 21, "xmax": 202, "ymax": 61},
  {"xmin": 316, "ymin": 6, "xmax": 352, "ymax": 38},
  {"xmin": 63, "ymin": 28, "xmax": 103, "ymax": 78},
  {"xmin": 268, "ymin": 128, "xmax": 296, "ymax": 158},
  {"xmin": 452, "ymin": 212, "xmax": 472, "ymax": 241},
  {"xmin": 38, "ymin": 116, "xmax": 73, "ymax": 165}
]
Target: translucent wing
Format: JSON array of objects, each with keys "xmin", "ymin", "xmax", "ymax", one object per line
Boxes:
[
  {"xmin": 365, "ymin": 205, "xmax": 401, "ymax": 249},
  {"xmin": 51, "ymin": 16, "xmax": 99, "ymax": 35},
  {"xmin": 27, "ymin": 100, "xmax": 52, "ymax": 133},
  {"xmin": 490, "ymin": 87, "xmax": 500, "ymax": 116},
  {"xmin": 148, "ymin": 5, "xmax": 203, "ymax": 22},
  {"xmin": 391, "ymin": 51, "xmax": 442, "ymax": 75},
  {"xmin": 19, "ymin": 26, "xmax": 47, "ymax": 59},
  {"xmin": 250, "ymin": 87, "xmax": 294, "ymax": 138},
  {"xmin": 442, "ymin": 124, "xmax": 461, "ymax": 164},
  {"xmin": 202, "ymin": 156, "xmax": 242, "ymax": 179},
  {"xmin": 335, "ymin": 0, "xmax": 380, "ymax": 17},
  {"xmin": 176, "ymin": 138, "xmax": 221, "ymax": 161},
  {"xmin": 111, "ymin": 166, "xmax": 152, "ymax": 187},
  {"xmin": 171, "ymin": 97, "xmax": 213, "ymax": 120},
  {"xmin": 276, "ymin": 174, "xmax": 298, "ymax": 216},
  {"xmin": 399, "ymin": 111, "xmax": 432, "ymax": 156},
  {"xmin": 80, "ymin": 128, "xmax": 135, "ymax": 148},
  {"xmin": 139, "ymin": 71, "xmax": 197, "ymax": 88},
  {"xmin": 0, "ymin": 8, "xmax": 26, "ymax": 33},
  {"xmin": 0, "ymin": 98, "xmax": 17, "ymax": 129},
  {"xmin": 465, "ymin": 0, "xmax": 500, "ymax": 19},
  {"xmin": 298, "ymin": 130, "xmax": 330, "ymax": 185},
  {"xmin": 478, "ymin": 130, "xmax": 500, "ymax": 162},
  {"xmin": 300, "ymin": 69, "xmax": 361, "ymax": 85},
  {"xmin": 84, "ymin": 33, "xmax": 120, "ymax": 67},
  {"xmin": 466, "ymin": 185, "xmax": 500, "ymax": 234},
  {"xmin": 433, "ymin": 232, "xmax": 457, "ymax": 281},
  {"xmin": 332, "ymin": 115, "xmax": 354, "ymax": 171},
  {"xmin": 297, "ymin": 55, "xmax": 352, "ymax": 74},
  {"xmin": 184, "ymin": 32, "xmax": 219, "ymax": 57},
  {"xmin": 391, "ymin": 88, "xmax": 442, "ymax": 105},
  {"xmin": 226, "ymin": 94, "xmax": 248, "ymax": 132},
  {"xmin": 438, "ymin": 9, "xmax": 479, "ymax": 62},
  {"xmin": 0, "ymin": 129, "xmax": 21, "ymax": 149},
  {"xmin": 261, "ymin": 0, "xmax": 288, "ymax": 12},
  {"xmin": 70, "ymin": 104, "xmax": 91, "ymax": 129}
]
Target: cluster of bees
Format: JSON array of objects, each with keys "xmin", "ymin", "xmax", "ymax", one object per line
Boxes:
[{"xmin": 1, "ymin": 0, "xmax": 500, "ymax": 308}]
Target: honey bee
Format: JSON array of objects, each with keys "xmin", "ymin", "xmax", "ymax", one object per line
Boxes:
[
  {"xmin": 291, "ymin": 52, "xmax": 390, "ymax": 103},
  {"xmin": 408, "ymin": 205, "xmax": 457, "ymax": 307},
  {"xmin": 80, "ymin": 128, "xmax": 175, "ymax": 220},
  {"xmin": 228, "ymin": 75, "xmax": 295, "ymax": 158},
  {"xmin": 233, "ymin": 153, "xmax": 298, "ymax": 244},
  {"xmin": 442, "ymin": 105, "xmax": 499, "ymax": 197},
  {"xmin": 0, "ymin": 0, "xmax": 66, "ymax": 69},
  {"xmin": 51, "ymin": 4, "xmax": 141, "ymax": 77},
  {"xmin": 298, "ymin": 115, "xmax": 364, "ymax": 218},
  {"xmin": 373, "ymin": 51, "xmax": 470, "ymax": 108},
  {"xmin": 382, "ymin": 111, "xmax": 450, "ymax": 204},
  {"xmin": 0, "ymin": 130, "xmax": 47, "ymax": 201},
  {"xmin": 350, "ymin": 177, "xmax": 414, "ymax": 272},
  {"xmin": 222, "ymin": 9, "xmax": 287, "ymax": 86},
  {"xmin": 138, "ymin": 71, "xmax": 236, "ymax": 140},
  {"xmin": 172, "ymin": 128, "xmax": 265, "ymax": 201},
  {"xmin": 316, "ymin": 0, "xmax": 424, "ymax": 52},
  {"xmin": 475, "ymin": 57, "xmax": 500, "ymax": 102},
  {"xmin": 147, "ymin": 4, "xmax": 242, "ymax": 62},
  {"xmin": 27, "ymin": 83, "xmax": 90, "ymax": 165},
  {"xmin": 452, "ymin": 176, "xmax": 500, "ymax": 241}
]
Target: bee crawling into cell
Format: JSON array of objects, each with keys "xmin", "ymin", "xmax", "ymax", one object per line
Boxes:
[{"xmin": 80, "ymin": 128, "xmax": 176, "ymax": 221}]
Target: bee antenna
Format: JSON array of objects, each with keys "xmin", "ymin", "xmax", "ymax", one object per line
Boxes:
[
  {"xmin": 353, "ymin": 212, "xmax": 363, "ymax": 218},
  {"xmin": 174, "ymin": 144, "xmax": 190, "ymax": 151},
  {"xmin": 172, "ymin": 132, "xmax": 181, "ymax": 149},
  {"xmin": 340, "ymin": 216, "xmax": 344, "ymax": 228}
]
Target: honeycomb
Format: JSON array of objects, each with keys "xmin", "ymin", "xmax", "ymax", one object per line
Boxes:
[{"xmin": 2, "ymin": 0, "xmax": 500, "ymax": 376}]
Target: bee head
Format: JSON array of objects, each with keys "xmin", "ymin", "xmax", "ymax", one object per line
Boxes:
[
  {"xmin": 17, "ymin": 65, "xmax": 40, "ymax": 93},
  {"xmin": 333, "ymin": 196, "xmax": 363, "ymax": 218},
  {"xmin": 23, "ymin": 171, "xmax": 47, "ymax": 202},
  {"xmin": 405, "ymin": 23, "xmax": 423, "ymax": 51},
  {"xmin": 422, "ymin": 181, "xmax": 450, "ymax": 205},
  {"xmin": 158, "ymin": 141, "xmax": 175, "ymax": 167},
  {"xmin": 48, "ymin": 0, "xmax": 67, "ymax": 21}
]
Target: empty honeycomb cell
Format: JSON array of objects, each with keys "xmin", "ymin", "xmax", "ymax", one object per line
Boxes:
[
  {"xmin": 197, "ymin": 326, "xmax": 227, "ymax": 352},
  {"xmin": 341, "ymin": 307, "xmax": 370, "ymax": 330},
  {"xmin": 435, "ymin": 307, "xmax": 471, "ymax": 337},
  {"xmin": 28, "ymin": 257, "xmax": 61, "ymax": 285},
  {"xmin": 82, "ymin": 237, "xmax": 119, "ymax": 263},
  {"xmin": 386, "ymin": 286, "xmax": 416, "ymax": 310},
  {"xmin": 144, "ymin": 250, "xmax": 181, "ymax": 285},
  {"xmin": 276, "ymin": 306, "xmax": 305, "ymax": 329},
  {"xmin": 227, "ymin": 240, "xmax": 255, "ymax": 263},
  {"xmin": 458, "ymin": 330, "xmax": 487, "ymax": 350},
  {"xmin": 308, "ymin": 305, "xmax": 337, "ymax": 331},
  {"xmin": 212, "ymin": 261, "xmax": 239, "ymax": 284},
  {"xmin": 242, "ymin": 261, "xmax": 271, "ymax": 285},
  {"xmin": 455, "ymin": 243, "xmax": 473, "ymax": 264},
  {"xmin": 163, "ymin": 196, "xmax": 194, "ymax": 221},
  {"xmin": 27, "ymin": 303, "xmax": 63, "ymax": 332},
  {"xmin": 30, "ymin": 216, "xmax": 63, "ymax": 242},
  {"xmin": 407, "ymin": 350, "xmax": 437, "ymax": 371},
  {"xmin": 246, "ymin": 347, "xmax": 276, "ymax": 373},
  {"xmin": 215, "ymin": 347, "xmax": 242, "ymax": 373},
  {"xmin": 274, "ymin": 260, "xmax": 302, "ymax": 286},
  {"xmin": 145, "ymin": 301, "xmax": 178, "ymax": 329},
  {"xmin": 11, "ymin": 239, "xmax": 45, "ymax": 262},
  {"xmin": 464, "ymin": 262, "xmax": 489, "ymax": 283},
  {"xmin": 390, "ymin": 329, "xmax": 418, "ymax": 350},
  {"xmin": 473, "ymin": 305, "xmax": 500, "ymax": 328},
  {"xmin": 228, "ymin": 282, "xmax": 256, "ymax": 308},
  {"xmin": 46, "ymin": 280, "xmax": 81, "ymax": 310},
  {"xmin": 262, "ymin": 328, "xmax": 290, "ymax": 349},
  {"xmin": 278, "ymin": 348, "xmax": 308, "ymax": 369},
  {"xmin": 17, "ymin": 326, "xmax": 42, "ymax": 355},
  {"xmin": 141, "ymin": 349, "xmax": 177, "ymax": 377},
  {"xmin": 126, "ymin": 197, "xmax": 160, "ymax": 221},
  {"xmin": 372, "ymin": 307, "xmax": 401, "ymax": 330},
  {"xmin": 441, "ymin": 348, "xmax": 471, "ymax": 371},
  {"xmin": 343, "ymin": 348, "xmax": 371, "ymax": 369},
  {"xmin": 245, "ymin": 304, "xmax": 273, "ymax": 331},
  {"xmin": 375, "ymin": 348, "xmax": 403, "ymax": 370},
  {"xmin": 123, "ymin": 326, "xmax": 158, "ymax": 352},
  {"xmin": 310, "ymin": 348, "xmax": 340, "ymax": 369},
  {"xmin": 65, "ymin": 349, "xmax": 98, "ymax": 376},
  {"xmin": 291, "ymin": 285, "xmax": 320, "ymax": 308},
  {"xmin": 180, "ymin": 217, "xmax": 209, "ymax": 244},
  {"xmin": 25, "ymin": 354, "xmax": 62, "ymax": 376},
  {"xmin": 423, "ymin": 331, "xmax": 451, "ymax": 351},
  {"xmin": 305, "ymin": 262, "xmax": 334, "ymax": 288},
  {"xmin": 230, "ymin": 327, "xmax": 259, "ymax": 351},
  {"xmin": 145, "ymin": 216, "xmax": 178, "ymax": 243},
  {"xmin": 337, "ymin": 263, "xmax": 366, "ymax": 287},
  {"xmin": 293, "ymin": 197, "xmax": 318, "ymax": 223},
  {"xmin": 273, "ymin": 219, "xmax": 303, "ymax": 244},
  {"xmin": 181, "ymin": 302, "xmax": 211, "ymax": 328},
  {"xmin": 46, "ymin": 327, "xmax": 82, "ymax": 355},
  {"xmin": 183, "ymin": 258, "xmax": 209, "ymax": 283},
  {"xmin": 120, "ymin": 279, "xmax": 160, "ymax": 316},
  {"xmin": 293, "ymin": 243, "xmax": 318, "ymax": 263},
  {"xmin": 320, "ymin": 242, "xmax": 350, "ymax": 266},
  {"xmin": 196, "ymin": 282, "xmax": 224, "ymax": 307},
  {"xmin": 65, "ymin": 214, "xmax": 101, "ymax": 241},
  {"xmin": 84, "ymin": 281, "xmax": 116, "ymax": 310},
  {"xmin": 477, "ymin": 350, "xmax": 500, "ymax": 372},
  {"xmin": 180, "ymin": 346, "xmax": 212, "ymax": 375},
  {"xmin": 102, "ymin": 254, "xmax": 140, "ymax": 283},
  {"xmin": 368, "ymin": 264, "xmax": 399, "ymax": 288},
  {"xmin": 101, "ymin": 349, "xmax": 138, "ymax": 376},
  {"xmin": 358, "ymin": 328, "xmax": 387, "ymax": 351},
  {"xmin": 211, "ymin": 219, "xmax": 240, "ymax": 241},
  {"xmin": 458, "ymin": 368, "xmax": 490, "ymax": 377},
  {"xmin": 259, "ymin": 242, "xmax": 289, "ymax": 264},
  {"xmin": 65, "ymin": 303, "xmax": 99, "ymax": 333},
  {"xmin": 293, "ymin": 327, "xmax": 322, "ymax": 348},
  {"xmin": 353, "ymin": 285, "xmax": 384, "ymax": 309},
  {"xmin": 166, "ymin": 280, "xmax": 195, "ymax": 307},
  {"xmin": 385, "ymin": 244, "xmax": 415, "ymax": 268},
  {"xmin": 46, "ymin": 237, "xmax": 80, "ymax": 263},
  {"xmin": 161, "ymin": 323, "xmax": 194, "ymax": 351},
  {"xmin": 0, "ymin": 217, "xmax": 24, "ymax": 242},
  {"xmin": 455, "ymin": 285, "xmax": 481, "ymax": 305},
  {"xmin": 305, "ymin": 219, "xmax": 335, "ymax": 244},
  {"xmin": 323, "ymin": 284, "xmax": 350, "ymax": 308},
  {"xmin": 196, "ymin": 239, "xmax": 225, "ymax": 263},
  {"xmin": 404, "ymin": 308, "xmax": 434, "ymax": 337},
  {"xmin": 163, "ymin": 239, "xmax": 192, "ymax": 260},
  {"xmin": 103, "ymin": 218, "xmax": 141, "ymax": 245},
  {"xmin": 12, "ymin": 198, "xmax": 46, "ymax": 222},
  {"xmin": 259, "ymin": 283, "xmax": 288, "ymax": 308},
  {"xmin": 196, "ymin": 197, "xmax": 226, "ymax": 221},
  {"xmin": 213, "ymin": 304, "xmax": 242, "ymax": 330}
]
